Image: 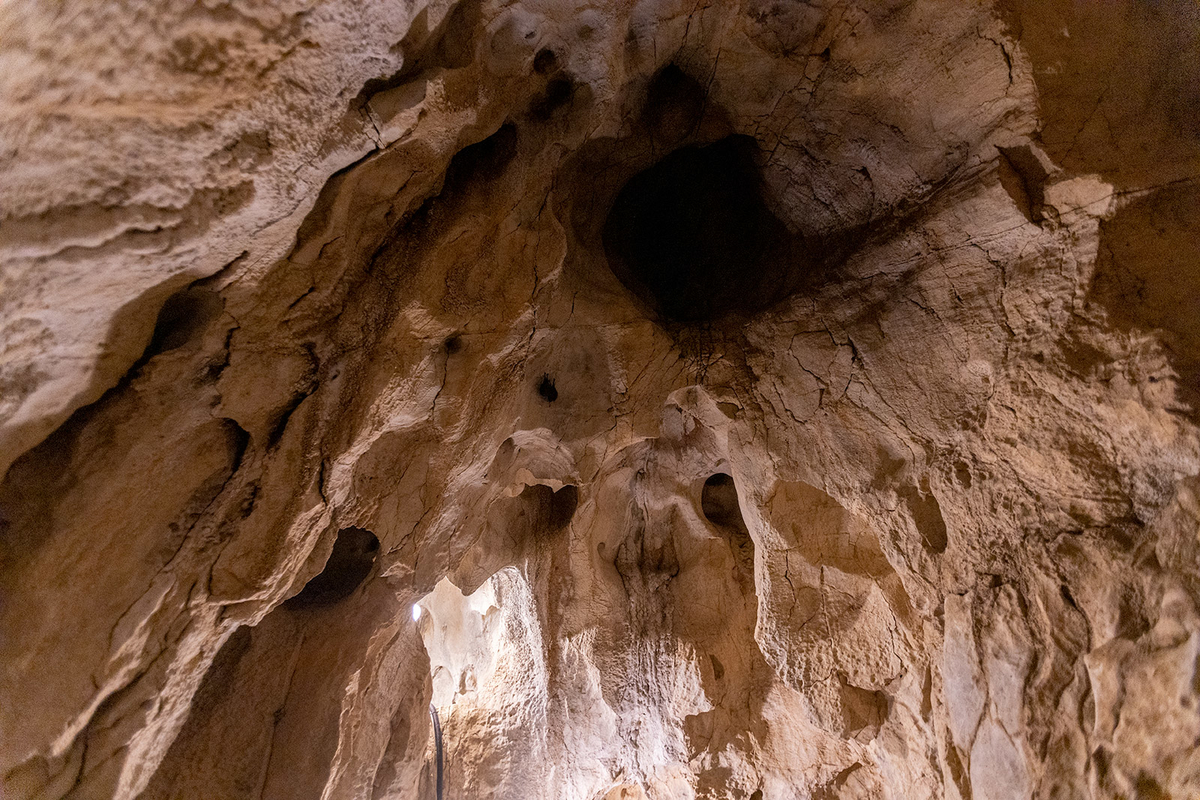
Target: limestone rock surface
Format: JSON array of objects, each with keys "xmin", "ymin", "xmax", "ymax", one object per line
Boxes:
[{"xmin": 2, "ymin": 1, "xmax": 1199, "ymax": 799}]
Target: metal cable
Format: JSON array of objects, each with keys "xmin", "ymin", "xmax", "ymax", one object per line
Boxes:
[{"xmin": 429, "ymin": 703, "xmax": 443, "ymax": 800}]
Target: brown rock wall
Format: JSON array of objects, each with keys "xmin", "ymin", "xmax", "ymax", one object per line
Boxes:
[{"xmin": 1, "ymin": 1, "xmax": 1198, "ymax": 798}]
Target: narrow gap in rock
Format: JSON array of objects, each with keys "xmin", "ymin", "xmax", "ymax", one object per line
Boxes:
[
  {"xmin": 413, "ymin": 569, "xmax": 541, "ymax": 797},
  {"xmin": 264, "ymin": 371, "xmax": 318, "ymax": 450}
]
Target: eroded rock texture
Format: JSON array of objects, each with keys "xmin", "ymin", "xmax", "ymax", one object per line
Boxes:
[{"xmin": 2, "ymin": 1, "xmax": 1199, "ymax": 798}]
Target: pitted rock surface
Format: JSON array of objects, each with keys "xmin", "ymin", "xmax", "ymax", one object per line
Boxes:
[{"xmin": 2, "ymin": 1, "xmax": 1199, "ymax": 798}]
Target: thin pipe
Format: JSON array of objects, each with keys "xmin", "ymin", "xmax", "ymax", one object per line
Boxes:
[{"xmin": 429, "ymin": 703, "xmax": 443, "ymax": 800}]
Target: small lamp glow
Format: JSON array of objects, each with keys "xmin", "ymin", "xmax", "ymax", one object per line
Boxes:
[{"xmin": 411, "ymin": 604, "xmax": 422, "ymax": 621}]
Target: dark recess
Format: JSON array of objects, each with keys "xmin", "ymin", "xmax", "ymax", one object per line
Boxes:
[
  {"xmin": 528, "ymin": 76, "xmax": 576, "ymax": 120},
  {"xmin": 643, "ymin": 65, "xmax": 705, "ymax": 145},
  {"xmin": 537, "ymin": 374, "xmax": 558, "ymax": 402},
  {"xmin": 549, "ymin": 484, "xmax": 579, "ymax": 530},
  {"xmin": 286, "ymin": 527, "xmax": 380, "ymax": 608},
  {"xmin": 701, "ymin": 473, "xmax": 755, "ymax": 578},
  {"xmin": 532, "ymin": 48, "xmax": 558, "ymax": 75},
  {"xmin": 264, "ymin": 384, "xmax": 315, "ymax": 450},
  {"xmin": 602, "ymin": 135, "xmax": 810, "ymax": 322},
  {"xmin": 899, "ymin": 481, "xmax": 949, "ymax": 554},
  {"xmin": 519, "ymin": 483, "xmax": 578, "ymax": 533},
  {"xmin": 1089, "ymin": 181, "xmax": 1200, "ymax": 421},
  {"xmin": 441, "ymin": 123, "xmax": 519, "ymax": 196},
  {"xmin": 145, "ymin": 284, "xmax": 224, "ymax": 358},
  {"xmin": 701, "ymin": 473, "xmax": 742, "ymax": 528},
  {"xmin": 352, "ymin": 0, "xmax": 482, "ymax": 104}
]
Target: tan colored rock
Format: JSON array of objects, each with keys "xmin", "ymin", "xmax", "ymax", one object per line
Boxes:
[{"xmin": 1, "ymin": 1, "xmax": 1199, "ymax": 798}]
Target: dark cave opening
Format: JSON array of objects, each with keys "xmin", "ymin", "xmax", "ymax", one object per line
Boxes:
[
  {"xmin": 286, "ymin": 527, "xmax": 380, "ymax": 608},
  {"xmin": 537, "ymin": 374, "xmax": 558, "ymax": 403},
  {"xmin": 601, "ymin": 135, "xmax": 806, "ymax": 322},
  {"xmin": 701, "ymin": 473, "xmax": 754, "ymax": 579},
  {"xmin": 441, "ymin": 123, "xmax": 519, "ymax": 196},
  {"xmin": 700, "ymin": 473, "xmax": 742, "ymax": 528},
  {"xmin": 146, "ymin": 283, "xmax": 224, "ymax": 357}
]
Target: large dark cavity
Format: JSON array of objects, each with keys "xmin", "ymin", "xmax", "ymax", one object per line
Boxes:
[
  {"xmin": 520, "ymin": 483, "xmax": 578, "ymax": 533},
  {"xmin": 602, "ymin": 135, "xmax": 806, "ymax": 322},
  {"xmin": 286, "ymin": 527, "xmax": 380, "ymax": 608},
  {"xmin": 537, "ymin": 374, "xmax": 558, "ymax": 402}
]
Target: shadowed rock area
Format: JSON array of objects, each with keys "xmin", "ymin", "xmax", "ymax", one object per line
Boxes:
[{"xmin": 1, "ymin": 1, "xmax": 1199, "ymax": 799}]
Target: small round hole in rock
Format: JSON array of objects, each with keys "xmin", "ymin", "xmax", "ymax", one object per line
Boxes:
[
  {"xmin": 286, "ymin": 527, "xmax": 379, "ymax": 608},
  {"xmin": 537, "ymin": 374, "xmax": 558, "ymax": 402}
]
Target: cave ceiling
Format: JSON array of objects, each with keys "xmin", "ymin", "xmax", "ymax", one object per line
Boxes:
[{"xmin": 1, "ymin": 1, "xmax": 1199, "ymax": 799}]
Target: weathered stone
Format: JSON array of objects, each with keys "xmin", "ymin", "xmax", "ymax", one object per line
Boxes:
[{"xmin": 1, "ymin": 1, "xmax": 1199, "ymax": 798}]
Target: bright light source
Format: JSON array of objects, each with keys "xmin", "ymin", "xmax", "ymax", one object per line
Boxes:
[{"xmin": 412, "ymin": 604, "xmax": 422, "ymax": 621}]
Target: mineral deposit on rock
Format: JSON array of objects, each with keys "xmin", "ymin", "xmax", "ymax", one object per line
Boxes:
[{"xmin": 1, "ymin": 1, "xmax": 1199, "ymax": 798}]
